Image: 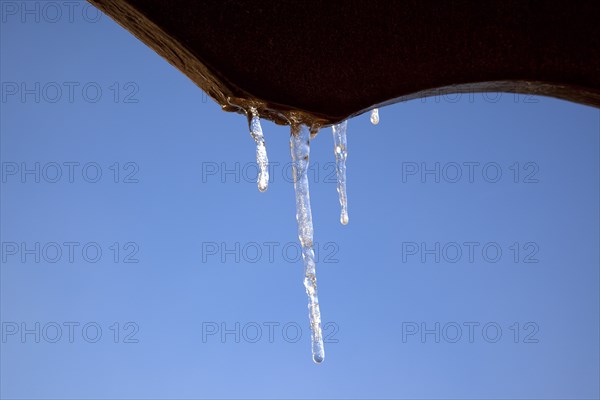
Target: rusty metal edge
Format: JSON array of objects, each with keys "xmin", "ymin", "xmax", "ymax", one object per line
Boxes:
[{"xmin": 88, "ymin": 0, "xmax": 600, "ymax": 128}]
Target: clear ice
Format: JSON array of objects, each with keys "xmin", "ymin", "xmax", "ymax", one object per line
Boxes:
[
  {"xmin": 370, "ymin": 108, "xmax": 380, "ymax": 125},
  {"xmin": 290, "ymin": 123, "xmax": 325, "ymax": 364},
  {"xmin": 248, "ymin": 107, "xmax": 269, "ymax": 192},
  {"xmin": 332, "ymin": 120, "xmax": 349, "ymax": 225}
]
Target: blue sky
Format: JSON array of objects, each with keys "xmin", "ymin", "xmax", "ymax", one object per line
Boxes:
[{"xmin": 1, "ymin": 1, "xmax": 599, "ymax": 399}]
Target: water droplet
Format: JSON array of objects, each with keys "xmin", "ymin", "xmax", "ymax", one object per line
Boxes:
[
  {"xmin": 313, "ymin": 352, "xmax": 324, "ymax": 364},
  {"xmin": 340, "ymin": 213, "xmax": 349, "ymax": 225},
  {"xmin": 370, "ymin": 108, "xmax": 380, "ymax": 125}
]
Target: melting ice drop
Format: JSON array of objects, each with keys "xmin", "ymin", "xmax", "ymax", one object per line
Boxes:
[
  {"xmin": 370, "ymin": 108, "xmax": 380, "ymax": 125},
  {"xmin": 290, "ymin": 122, "xmax": 325, "ymax": 364}
]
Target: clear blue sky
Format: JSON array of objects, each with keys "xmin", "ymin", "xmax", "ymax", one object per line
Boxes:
[{"xmin": 1, "ymin": 2, "xmax": 599, "ymax": 399}]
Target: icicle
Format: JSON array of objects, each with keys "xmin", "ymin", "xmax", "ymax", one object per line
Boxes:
[
  {"xmin": 332, "ymin": 120, "xmax": 349, "ymax": 225},
  {"xmin": 248, "ymin": 107, "xmax": 269, "ymax": 192},
  {"xmin": 290, "ymin": 123, "xmax": 325, "ymax": 364},
  {"xmin": 370, "ymin": 108, "xmax": 380, "ymax": 125}
]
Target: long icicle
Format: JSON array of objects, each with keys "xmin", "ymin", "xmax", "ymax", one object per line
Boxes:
[
  {"xmin": 290, "ymin": 122, "xmax": 325, "ymax": 364},
  {"xmin": 332, "ymin": 120, "xmax": 349, "ymax": 225},
  {"xmin": 248, "ymin": 107, "xmax": 269, "ymax": 192}
]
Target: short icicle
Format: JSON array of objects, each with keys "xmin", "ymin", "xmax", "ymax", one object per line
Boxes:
[
  {"xmin": 370, "ymin": 108, "xmax": 380, "ymax": 125},
  {"xmin": 290, "ymin": 122, "xmax": 325, "ymax": 364},
  {"xmin": 248, "ymin": 107, "xmax": 269, "ymax": 192},
  {"xmin": 332, "ymin": 120, "xmax": 349, "ymax": 225}
]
